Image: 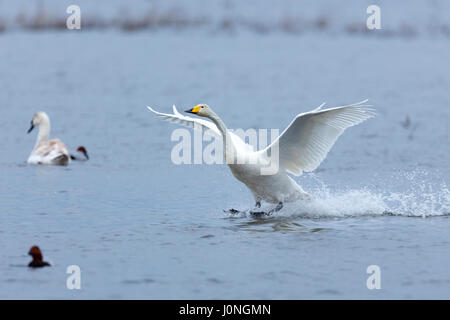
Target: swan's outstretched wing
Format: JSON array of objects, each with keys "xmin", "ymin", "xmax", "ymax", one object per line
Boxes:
[
  {"xmin": 261, "ymin": 100, "xmax": 375, "ymax": 176},
  {"xmin": 147, "ymin": 106, "xmax": 254, "ymax": 152},
  {"xmin": 148, "ymin": 105, "xmax": 221, "ymax": 137}
]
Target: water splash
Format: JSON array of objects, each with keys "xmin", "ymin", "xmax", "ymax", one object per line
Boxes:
[
  {"xmin": 227, "ymin": 172, "xmax": 450, "ymax": 219},
  {"xmin": 383, "ymin": 181, "xmax": 450, "ymax": 217},
  {"xmin": 285, "ymin": 188, "xmax": 388, "ymax": 218}
]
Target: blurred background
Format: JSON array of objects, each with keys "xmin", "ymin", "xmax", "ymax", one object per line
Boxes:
[{"xmin": 0, "ymin": 0, "xmax": 450, "ymax": 37}]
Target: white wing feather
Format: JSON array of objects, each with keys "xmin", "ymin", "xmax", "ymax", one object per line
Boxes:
[
  {"xmin": 148, "ymin": 105, "xmax": 220, "ymax": 137},
  {"xmin": 260, "ymin": 100, "xmax": 375, "ymax": 176},
  {"xmin": 147, "ymin": 106, "xmax": 254, "ymax": 152}
]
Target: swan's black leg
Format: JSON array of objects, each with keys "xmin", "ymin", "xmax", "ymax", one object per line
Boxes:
[
  {"xmin": 266, "ymin": 202, "xmax": 283, "ymax": 214},
  {"xmin": 247, "ymin": 201, "xmax": 264, "ymax": 216},
  {"xmin": 275, "ymin": 202, "xmax": 283, "ymax": 211}
]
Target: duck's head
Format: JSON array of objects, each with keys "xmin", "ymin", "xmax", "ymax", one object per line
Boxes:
[
  {"xmin": 28, "ymin": 112, "xmax": 49, "ymax": 134},
  {"xmin": 28, "ymin": 245, "xmax": 43, "ymax": 262},
  {"xmin": 77, "ymin": 146, "xmax": 89, "ymax": 160},
  {"xmin": 185, "ymin": 104, "xmax": 212, "ymax": 118}
]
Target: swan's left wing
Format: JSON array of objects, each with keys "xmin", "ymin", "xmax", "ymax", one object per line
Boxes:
[{"xmin": 260, "ymin": 100, "xmax": 375, "ymax": 176}]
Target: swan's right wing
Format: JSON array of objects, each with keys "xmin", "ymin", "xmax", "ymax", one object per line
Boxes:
[
  {"xmin": 260, "ymin": 100, "xmax": 375, "ymax": 176},
  {"xmin": 147, "ymin": 105, "xmax": 221, "ymax": 138},
  {"xmin": 147, "ymin": 106, "xmax": 253, "ymax": 152}
]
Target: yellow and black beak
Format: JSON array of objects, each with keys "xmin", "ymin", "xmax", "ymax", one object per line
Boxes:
[{"xmin": 185, "ymin": 105, "xmax": 201, "ymax": 114}]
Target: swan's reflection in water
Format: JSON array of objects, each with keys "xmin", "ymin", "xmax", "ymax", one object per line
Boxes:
[{"xmin": 226, "ymin": 215, "xmax": 328, "ymax": 233}]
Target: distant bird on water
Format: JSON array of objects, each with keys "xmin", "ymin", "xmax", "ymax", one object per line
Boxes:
[
  {"xmin": 28, "ymin": 246, "xmax": 51, "ymax": 268},
  {"xmin": 27, "ymin": 112, "xmax": 88, "ymax": 165},
  {"xmin": 70, "ymin": 146, "xmax": 89, "ymax": 161}
]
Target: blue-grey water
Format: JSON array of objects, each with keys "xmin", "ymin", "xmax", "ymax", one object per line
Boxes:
[{"xmin": 1, "ymin": 2, "xmax": 450, "ymax": 299}]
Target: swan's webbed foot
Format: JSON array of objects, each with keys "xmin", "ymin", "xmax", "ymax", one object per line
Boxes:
[
  {"xmin": 224, "ymin": 208, "xmax": 241, "ymax": 214},
  {"xmin": 226, "ymin": 202, "xmax": 283, "ymax": 216},
  {"xmin": 249, "ymin": 202, "xmax": 283, "ymax": 216},
  {"xmin": 249, "ymin": 210, "xmax": 266, "ymax": 216},
  {"xmin": 246, "ymin": 201, "xmax": 263, "ymax": 215}
]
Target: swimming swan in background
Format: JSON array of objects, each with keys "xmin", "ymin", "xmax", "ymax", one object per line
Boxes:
[
  {"xmin": 148, "ymin": 100, "xmax": 375, "ymax": 213},
  {"xmin": 27, "ymin": 112, "xmax": 88, "ymax": 166}
]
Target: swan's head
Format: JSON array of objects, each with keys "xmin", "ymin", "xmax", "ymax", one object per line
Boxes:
[
  {"xmin": 28, "ymin": 112, "xmax": 49, "ymax": 134},
  {"xmin": 185, "ymin": 104, "xmax": 212, "ymax": 117}
]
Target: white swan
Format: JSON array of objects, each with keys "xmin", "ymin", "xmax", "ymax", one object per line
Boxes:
[
  {"xmin": 148, "ymin": 100, "xmax": 375, "ymax": 211},
  {"xmin": 27, "ymin": 112, "xmax": 71, "ymax": 166}
]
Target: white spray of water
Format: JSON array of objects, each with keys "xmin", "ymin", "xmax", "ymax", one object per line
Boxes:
[
  {"xmin": 230, "ymin": 171, "xmax": 450, "ymax": 218},
  {"xmin": 382, "ymin": 181, "xmax": 450, "ymax": 217},
  {"xmin": 284, "ymin": 188, "xmax": 389, "ymax": 218}
]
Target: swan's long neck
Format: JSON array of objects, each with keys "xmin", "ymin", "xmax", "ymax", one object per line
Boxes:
[
  {"xmin": 36, "ymin": 118, "xmax": 51, "ymax": 145},
  {"xmin": 208, "ymin": 112, "xmax": 236, "ymax": 164}
]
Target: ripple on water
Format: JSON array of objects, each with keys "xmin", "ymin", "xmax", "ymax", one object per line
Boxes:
[
  {"xmin": 228, "ymin": 216, "xmax": 330, "ymax": 234},
  {"xmin": 122, "ymin": 278, "xmax": 155, "ymax": 285}
]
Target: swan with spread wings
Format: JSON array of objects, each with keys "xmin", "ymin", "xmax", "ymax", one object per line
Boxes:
[{"xmin": 148, "ymin": 100, "xmax": 375, "ymax": 213}]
